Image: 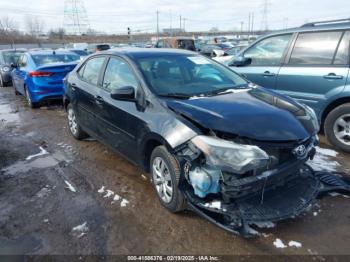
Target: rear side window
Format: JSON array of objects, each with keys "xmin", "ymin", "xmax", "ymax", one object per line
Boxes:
[
  {"xmin": 79, "ymin": 56, "xmax": 105, "ymax": 85},
  {"xmin": 289, "ymin": 31, "xmax": 343, "ymax": 65},
  {"xmin": 334, "ymin": 31, "xmax": 350, "ymax": 65},
  {"xmin": 244, "ymin": 34, "xmax": 292, "ymax": 66}
]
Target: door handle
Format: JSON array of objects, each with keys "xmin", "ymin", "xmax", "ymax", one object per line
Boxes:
[
  {"xmin": 94, "ymin": 95, "xmax": 104, "ymax": 105},
  {"xmin": 262, "ymin": 71, "xmax": 276, "ymax": 77},
  {"xmin": 71, "ymin": 83, "xmax": 77, "ymax": 91},
  {"xmin": 323, "ymin": 73, "xmax": 343, "ymax": 80}
]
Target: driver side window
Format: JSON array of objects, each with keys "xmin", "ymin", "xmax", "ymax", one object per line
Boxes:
[
  {"xmin": 103, "ymin": 57, "xmax": 138, "ymax": 91},
  {"xmin": 244, "ymin": 34, "xmax": 292, "ymax": 66}
]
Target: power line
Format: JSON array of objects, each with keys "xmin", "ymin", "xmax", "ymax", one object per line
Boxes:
[{"xmin": 63, "ymin": 0, "xmax": 90, "ymax": 35}]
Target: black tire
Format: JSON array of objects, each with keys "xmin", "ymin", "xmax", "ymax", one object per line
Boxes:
[
  {"xmin": 0, "ymin": 75, "xmax": 4, "ymax": 87},
  {"xmin": 67, "ymin": 103, "xmax": 88, "ymax": 140},
  {"xmin": 150, "ymin": 145, "xmax": 186, "ymax": 213},
  {"xmin": 25, "ymin": 87, "xmax": 39, "ymax": 108},
  {"xmin": 324, "ymin": 103, "xmax": 350, "ymax": 152}
]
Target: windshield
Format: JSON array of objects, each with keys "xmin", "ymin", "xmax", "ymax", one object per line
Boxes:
[
  {"xmin": 135, "ymin": 54, "xmax": 247, "ymax": 97},
  {"xmin": 32, "ymin": 53, "xmax": 80, "ymax": 66},
  {"xmin": 2, "ymin": 51, "xmax": 25, "ymax": 65}
]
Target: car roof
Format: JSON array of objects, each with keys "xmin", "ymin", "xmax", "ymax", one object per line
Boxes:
[
  {"xmin": 263, "ymin": 21, "xmax": 350, "ymax": 38},
  {"xmin": 100, "ymin": 48, "xmax": 197, "ymax": 58},
  {"xmin": 0, "ymin": 48, "xmax": 26, "ymax": 53}
]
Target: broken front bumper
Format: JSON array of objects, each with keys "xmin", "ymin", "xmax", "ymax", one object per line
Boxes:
[{"xmin": 182, "ymin": 164, "xmax": 350, "ymax": 238}]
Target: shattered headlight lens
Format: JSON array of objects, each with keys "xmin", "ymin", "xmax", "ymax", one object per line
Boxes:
[{"xmin": 191, "ymin": 135, "xmax": 269, "ymax": 174}]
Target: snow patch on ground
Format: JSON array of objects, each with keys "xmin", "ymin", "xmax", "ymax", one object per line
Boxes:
[
  {"xmin": 72, "ymin": 221, "xmax": 89, "ymax": 238},
  {"xmin": 26, "ymin": 146, "xmax": 48, "ymax": 161},
  {"xmin": 289, "ymin": 240, "xmax": 302, "ymax": 248},
  {"xmin": 307, "ymin": 146, "xmax": 340, "ymax": 172},
  {"xmin": 97, "ymin": 186, "xmax": 105, "ymax": 194},
  {"xmin": 64, "ymin": 180, "xmax": 76, "ymax": 193},
  {"xmin": 273, "ymin": 238, "xmax": 287, "ymax": 248},
  {"xmin": 120, "ymin": 199, "xmax": 130, "ymax": 207},
  {"xmin": 104, "ymin": 190, "xmax": 114, "ymax": 198}
]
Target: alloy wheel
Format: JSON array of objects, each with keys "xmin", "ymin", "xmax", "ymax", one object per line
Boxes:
[
  {"xmin": 333, "ymin": 114, "xmax": 350, "ymax": 146},
  {"xmin": 152, "ymin": 156, "xmax": 173, "ymax": 203},
  {"xmin": 68, "ymin": 107, "xmax": 78, "ymax": 136}
]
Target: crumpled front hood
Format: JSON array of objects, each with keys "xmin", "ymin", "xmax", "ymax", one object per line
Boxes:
[{"xmin": 165, "ymin": 88, "xmax": 316, "ymax": 141}]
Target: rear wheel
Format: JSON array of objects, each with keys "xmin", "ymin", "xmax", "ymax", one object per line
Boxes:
[
  {"xmin": 150, "ymin": 146, "xmax": 186, "ymax": 213},
  {"xmin": 325, "ymin": 103, "xmax": 350, "ymax": 152},
  {"xmin": 67, "ymin": 104, "xmax": 88, "ymax": 140},
  {"xmin": 0, "ymin": 75, "xmax": 4, "ymax": 87},
  {"xmin": 25, "ymin": 87, "xmax": 39, "ymax": 108}
]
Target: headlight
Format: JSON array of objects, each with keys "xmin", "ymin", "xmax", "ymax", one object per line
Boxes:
[
  {"xmin": 2, "ymin": 66, "xmax": 10, "ymax": 72},
  {"xmin": 191, "ymin": 135, "xmax": 269, "ymax": 174},
  {"xmin": 304, "ymin": 105, "xmax": 320, "ymax": 132}
]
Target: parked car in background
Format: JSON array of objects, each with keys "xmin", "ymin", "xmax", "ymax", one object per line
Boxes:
[
  {"xmin": 87, "ymin": 44, "xmax": 111, "ymax": 54},
  {"xmin": 61, "ymin": 48, "xmax": 348, "ymax": 237},
  {"xmin": 230, "ymin": 18, "xmax": 350, "ymax": 152},
  {"xmin": 155, "ymin": 37, "xmax": 196, "ymax": 51},
  {"xmin": 59, "ymin": 49, "xmax": 88, "ymax": 60},
  {"xmin": 213, "ymin": 44, "xmax": 248, "ymax": 64},
  {"xmin": 11, "ymin": 50, "xmax": 80, "ymax": 108},
  {"xmin": 65, "ymin": 42, "xmax": 88, "ymax": 51},
  {"xmin": 0, "ymin": 49, "xmax": 26, "ymax": 87}
]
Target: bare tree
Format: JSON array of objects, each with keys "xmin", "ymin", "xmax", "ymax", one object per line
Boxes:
[
  {"xmin": 26, "ymin": 16, "xmax": 44, "ymax": 36},
  {"xmin": 0, "ymin": 16, "xmax": 18, "ymax": 32}
]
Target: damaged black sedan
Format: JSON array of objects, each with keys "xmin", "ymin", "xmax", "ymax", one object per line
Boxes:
[{"xmin": 63, "ymin": 49, "xmax": 350, "ymax": 237}]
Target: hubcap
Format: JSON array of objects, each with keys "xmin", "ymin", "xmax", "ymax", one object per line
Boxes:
[
  {"xmin": 152, "ymin": 157, "xmax": 173, "ymax": 203},
  {"xmin": 333, "ymin": 114, "xmax": 350, "ymax": 145},
  {"xmin": 68, "ymin": 107, "xmax": 78, "ymax": 135}
]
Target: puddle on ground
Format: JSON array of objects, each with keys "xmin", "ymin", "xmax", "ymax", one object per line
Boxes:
[
  {"xmin": 0, "ymin": 104, "xmax": 20, "ymax": 124},
  {"xmin": 0, "ymin": 235, "xmax": 42, "ymax": 254},
  {"xmin": 1, "ymin": 151, "xmax": 72, "ymax": 176}
]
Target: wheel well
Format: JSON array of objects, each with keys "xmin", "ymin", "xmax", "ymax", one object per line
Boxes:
[
  {"xmin": 143, "ymin": 139, "xmax": 163, "ymax": 172},
  {"xmin": 322, "ymin": 97, "xmax": 350, "ymax": 127}
]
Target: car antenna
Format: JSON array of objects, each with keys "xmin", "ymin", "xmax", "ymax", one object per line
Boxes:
[{"xmin": 53, "ymin": 50, "xmax": 56, "ymax": 55}]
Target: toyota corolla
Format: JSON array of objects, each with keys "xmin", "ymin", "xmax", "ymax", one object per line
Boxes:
[{"xmin": 63, "ymin": 49, "xmax": 350, "ymax": 237}]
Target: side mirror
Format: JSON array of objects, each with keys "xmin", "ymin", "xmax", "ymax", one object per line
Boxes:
[
  {"xmin": 229, "ymin": 56, "xmax": 252, "ymax": 67},
  {"xmin": 110, "ymin": 86, "xmax": 136, "ymax": 101},
  {"xmin": 11, "ymin": 63, "xmax": 18, "ymax": 68}
]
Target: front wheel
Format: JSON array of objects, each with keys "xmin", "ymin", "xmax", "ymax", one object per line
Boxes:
[
  {"xmin": 325, "ymin": 103, "xmax": 350, "ymax": 152},
  {"xmin": 150, "ymin": 146, "xmax": 186, "ymax": 213},
  {"xmin": 67, "ymin": 104, "xmax": 88, "ymax": 140}
]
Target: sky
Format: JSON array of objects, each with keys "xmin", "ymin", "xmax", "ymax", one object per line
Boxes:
[{"xmin": 0, "ymin": 0, "xmax": 349, "ymax": 34}]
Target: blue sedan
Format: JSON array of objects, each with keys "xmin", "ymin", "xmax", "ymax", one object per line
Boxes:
[{"xmin": 12, "ymin": 50, "xmax": 80, "ymax": 108}]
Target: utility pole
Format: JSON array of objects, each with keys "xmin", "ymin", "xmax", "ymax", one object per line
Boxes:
[
  {"xmin": 261, "ymin": 0, "xmax": 270, "ymax": 31},
  {"xmin": 183, "ymin": 18, "xmax": 186, "ymax": 32},
  {"xmin": 156, "ymin": 10, "xmax": 159, "ymax": 41},
  {"xmin": 180, "ymin": 15, "xmax": 182, "ymax": 31}
]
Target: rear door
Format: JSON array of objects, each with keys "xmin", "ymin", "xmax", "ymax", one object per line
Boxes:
[
  {"xmin": 275, "ymin": 30, "xmax": 350, "ymax": 117},
  {"xmin": 231, "ymin": 34, "xmax": 293, "ymax": 89},
  {"xmin": 73, "ymin": 56, "xmax": 107, "ymax": 136}
]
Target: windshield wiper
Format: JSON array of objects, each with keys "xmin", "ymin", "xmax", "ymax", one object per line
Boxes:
[
  {"xmin": 197, "ymin": 84, "xmax": 249, "ymax": 97},
  {"xmin": 158, "ymin": 93, "xmax": 192, "ymax": 99}
]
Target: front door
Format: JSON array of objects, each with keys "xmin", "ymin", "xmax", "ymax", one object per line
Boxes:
[
  {"xmin": 97, "ymin": 56, "xmax": 140, "ymax": 161},
  {"xmin": 231, "ymin": 34, "xmax": 293, "ymax": 89}
]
